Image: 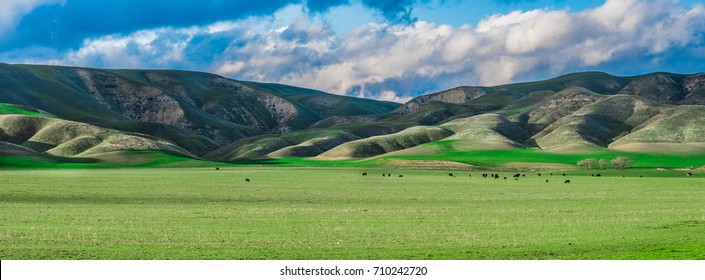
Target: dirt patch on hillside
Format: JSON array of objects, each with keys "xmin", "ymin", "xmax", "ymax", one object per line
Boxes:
[
  {"xmin": 503, "ymin": 162, "xmax": 577, "ymax": 171},
  {"xmin": 385, "ymin": 159, "xmax": 474, "ymax": 169},
  {"xmin": 610, "ymin": 142, "xmax": 705, "ymax": 154}
]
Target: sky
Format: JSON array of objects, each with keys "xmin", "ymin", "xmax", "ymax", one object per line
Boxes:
[{"xmin": 1, "ymin": 0, "xmax": 704, "ymax": 102}]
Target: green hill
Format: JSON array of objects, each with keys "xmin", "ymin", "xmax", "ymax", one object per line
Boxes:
[{"xmin": 2, "ymin": 63, "xmax": 705, "ymax": 166}]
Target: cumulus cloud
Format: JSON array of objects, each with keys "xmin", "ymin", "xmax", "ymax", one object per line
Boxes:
[
  {"xmin": 7, "ymin": 0, "xmax": 705, "ymax": 101},
  {"xmin": 0, "ymin": 0, "xmax": 62, "ymax": 38}
]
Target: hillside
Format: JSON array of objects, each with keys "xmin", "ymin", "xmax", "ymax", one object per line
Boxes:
[
  {"xmin": 1, "ymin": 63, "xmax": 704, "ymax": 165},
  {"xmin": 0, "ymin": 63, "xmax": 398, "ymax": 156}
]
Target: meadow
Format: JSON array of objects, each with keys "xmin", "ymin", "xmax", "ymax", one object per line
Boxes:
[{"xmin": 1, "ymin": 167, "xmax": 703, "ymax": 259}]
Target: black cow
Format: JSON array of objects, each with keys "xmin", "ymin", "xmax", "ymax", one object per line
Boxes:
[
  {"xmin": 245, "ymin": 178, "xmax": 250, "ymax": 182},
  {"xmin": 215, "ymin": 167, "xmax": 220, "ymax": 170},
  {"xmin": 596, "ymin": 174, "xmax": 601, "ymax": 177},
  {"xmin": 513, "ymin": 174, "xmax": 520, "ymax": 178},
  {"xmin": 564, "ymin": 180, "xmax": 571, "ymax": 184},
  {"xmin": 449, "ymin": 173, "xmax": 454, "ymax": 177},
  {"xmin": 382, "ymin": 174, "xmax": 386, "ymax": 177},
  {"xmin": 398, "ymin": 175, "xmax": 404, "ymax": 177},
  {"xmin": 546, "ymin": 180, "xmax": 549, "ymax": 182},
  {"xmin": 362, "ymin": 172, "xmax": 367, "ymax": 176},
  {"xmin": 538, "ymin": 173, "xmax": 542, "ymax": 176}
]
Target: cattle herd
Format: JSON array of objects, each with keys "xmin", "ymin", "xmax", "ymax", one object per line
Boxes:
[
  {"xmin": 361, "ymin": 171, "xmax": 581, "ymax": 184},
  {"xmin": 208, "ymin": 166, "xmax": 696, "ymax": 184}
]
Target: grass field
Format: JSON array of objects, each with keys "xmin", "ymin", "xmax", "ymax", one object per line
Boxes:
[{"xmin": 1, "ymin": 167, "xmax": 704, "ymax": 259}]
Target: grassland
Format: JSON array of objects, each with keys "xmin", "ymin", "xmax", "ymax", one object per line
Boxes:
[{"xmin": 1, "ymin": 167, "xmax": 703, "ymax": 260}]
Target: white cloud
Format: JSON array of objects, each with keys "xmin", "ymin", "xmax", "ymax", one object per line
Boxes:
[
  {"xmin": 0, "ymin": 0, "xmax": 63, "ymax": 38},
  {"xmin": 18, "ymin": 0, "xmax": 705, "ymax": 101},
  {"xmin": 377, "ymin": 90, "xmax": 413, "ymax": 103}
]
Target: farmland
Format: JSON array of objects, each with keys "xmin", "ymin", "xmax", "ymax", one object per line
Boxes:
[{"xmin": 1, "ymin": 167, "xmax": 703, "ymax": 259}]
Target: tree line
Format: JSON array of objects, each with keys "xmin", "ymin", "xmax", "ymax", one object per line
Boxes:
[{"xmin": 577, "ymin": 157, "xmax": 633, "ymax": 169}]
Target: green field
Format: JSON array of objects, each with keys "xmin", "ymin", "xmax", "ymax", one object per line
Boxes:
[{"xmin": 1, "ymin": 167, "xmax": 704, "ymax": 259}]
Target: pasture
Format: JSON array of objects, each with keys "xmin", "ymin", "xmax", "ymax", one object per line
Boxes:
[{"xmin": 0, "ymin": 167, "xmax": 704, "ymax": 259}]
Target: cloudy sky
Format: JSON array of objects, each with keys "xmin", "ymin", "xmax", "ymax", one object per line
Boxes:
[{"xmin": 1, "ymin": 0, "xmax": 704, "ymax": 102}]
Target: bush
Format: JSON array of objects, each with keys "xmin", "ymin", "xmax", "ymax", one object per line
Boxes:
[
  {"xmin": 611, "ymin": 157, "xmax": 634, "ymax": 169},
  {"xmin": 577, "ymin": 158, "xmax": 597, "ymax": 169}
]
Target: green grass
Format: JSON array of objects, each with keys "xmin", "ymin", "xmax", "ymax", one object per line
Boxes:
[
  {"xmin": 380, "ymin": 144, "xmax": 705, "ymax": 169},
  {"xmin": 0, "ymin": 103, "xmax": 54, "ymax": 117},
  {"xmin": 0, "ymin": 167, "xmax": 703, "ymax": 259}
]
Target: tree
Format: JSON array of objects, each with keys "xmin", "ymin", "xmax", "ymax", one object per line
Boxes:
[
  {"xmin": 577, "ymin": 158, "xmax": 597, "ymax": 169},
  {"xmin": 611, "ymin": 157, "xmax": 633, "ymax": 169},
  {"xmin": 597, "ymin": 159, "xmax": 608, "ymax": 169}
]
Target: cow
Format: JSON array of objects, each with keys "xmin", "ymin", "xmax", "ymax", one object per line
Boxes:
[
  {"xmin": 398, "ymin": 175, "xmax": 404, "ymax": 177},
  {"xmin": 362, "ymin": 172, "xmax": 367, "ymax": 176},
  {"xmin": 382, "ymin": 174, "xmax": 386, "ymax": 177},
  {"xmin": 503, "ymin": 177, "xmax": 507, "ymax": 180},
  {"xmin": 215, "ymin": 167, "xmax": 220, "ymax": 170},
  {"xmin": 563, "ymin": 173, "xmax": 566, "ymax": 176},
  {"xmin": 564, "ymin": 180, "xmax": 571, "ymax": 184},
  {"xmin": 522, "ymin": 174, "xmax": 525, "ymax": 177},
  {"xmin": 449, "ymin": 173, "xmax": 454, "ymax": 177},
  {"xmin": 595, "ymin": 174, "xmax": 601, "ymax": 177},
  {"xmin": 245, "ymin": 178, "xmax": 250, "ymax": 182},
  {"xmin": 546, "ymin": 180, "xmax": 549, "ymax": 183},
  {"xmin": 686, "ymin": 172, "xmax": 693, "ymax": 177},
  {"xmin": 513, "ymin": 174, "xmax": 520, "ymax": 178},
  {"xmin": 538, "ymin": 173, "xmax": 542, "ymax": 176}
]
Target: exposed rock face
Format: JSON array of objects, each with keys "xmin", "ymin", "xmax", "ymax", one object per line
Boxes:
[
  {"xmin": 396, "ymin": 87, "xmax": 487, "ymax": 114},
  {"xmin": 523, "ymin": 88, "xmax": 603, "ymax": 132},
  {"xmin": 618, "ymin": 73, "xmax": 684, "ymax": 103},
  {"xmin": 76, "ymin": 70, "xmax": 189, "ymax": 128},
  {"xmin": 682, "ymin": 73, "xmax": 705, "ymax": 94},
  {"xmin": 209, "ymin": 78, "xmax": 300, "ymax": 133}
]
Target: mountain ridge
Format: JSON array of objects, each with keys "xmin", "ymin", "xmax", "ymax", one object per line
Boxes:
[{"xmin": 1, "ymin": 63, "xmax": 704, "ymax": 165}]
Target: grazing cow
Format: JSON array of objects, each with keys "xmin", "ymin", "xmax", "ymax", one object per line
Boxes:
[
  {"xmin": 398, "ymin": 175, "xmax": 404, "ymax": 177},
  {"xmin": 522, "ymin": 174, "xmax": 525, "ymax": 177},
  {"xmin": 382, "ymin": 174, "xmax": 386, "ymax": 177},
  {"xmin": 449, "ymin": 173, "xmax": 454, "ymax": 177},
  {"xmin": 362, "ymin": 172, "xmax": 367, "ymax": 176},
  {"xmin": 388, "ymin": 174, "xmax": 391, "ymax": 177},
  {"xmin": 563, "ymin": 173, "xmax": 566, "ymax": 176},
  {"xmin": 686, "ymin": 172, "xmax": 692, "ymax": 177},
  {"xmin": 538, "ymin": 173, "xmax": 542, "ymax": 176},
  {"xmin": 564, "ymin": 180, "xmax": 570, "ymax": 184},
  {"xmin": 546, "ymin": 180, "xmax": 549, "ymax": 183},
  {"xmin": 513, "ymin": 174, "xmax": 520, "ymax": 178},
  {"xmin": 469, "ymin": 174, "xmax": 472, "ymax": 177},
  {"xmin": 596, "ymin": 174, "xmax": 601, "ymax": 177},
  {"xmin": 550, "ymin": 173, "xmax": 553, "ymax": 176},
  {"xmin": 503, "ymin": 177, "xmax": 507, "ymax": 180},
  {"xmin": 215, "ymin": 167, "xmax": 220, "ymax": 170},
  {"xmin": 639, "ymin": 175, "xmax": 643, "ymax": 178},
  {"xmin": 494, "ymin": 175, "xmax": 498, "ymax": 179},
  {"xmin": 245, "ymin": 178, "xmax": 250, "ymax": 182}
]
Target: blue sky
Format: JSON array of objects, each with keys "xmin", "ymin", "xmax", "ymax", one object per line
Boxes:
[{"xmin": 1, "ymin": 0, "xmax": 704, "ymax": 101}]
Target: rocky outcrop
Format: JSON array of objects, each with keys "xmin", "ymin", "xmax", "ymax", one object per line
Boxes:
[
  {"xmin": 396, "ymin": 86, "xmax": 487, "ymax": 114},
  {"xmin": 617, "ymin": 73, "xmax": 685, "ymax": 104},
  {"xmin": 76, "ymin": 70, "xmax": 189, "ymax": 128}
]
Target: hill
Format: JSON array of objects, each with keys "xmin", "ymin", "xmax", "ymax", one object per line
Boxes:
[{"xmin": 1, "ymin": 63, "xmax": 704, "ymax": 166}]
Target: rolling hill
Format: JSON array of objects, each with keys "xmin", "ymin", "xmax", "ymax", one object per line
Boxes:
[{"xmin": 1, "ymin": 63, "xmax": 704, "ymax": 166}]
